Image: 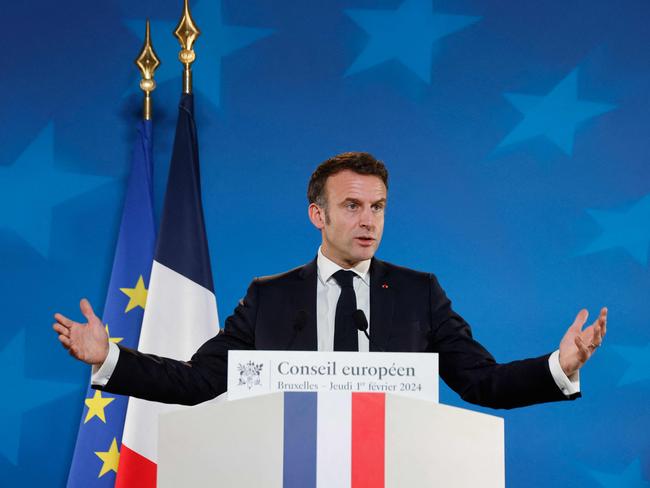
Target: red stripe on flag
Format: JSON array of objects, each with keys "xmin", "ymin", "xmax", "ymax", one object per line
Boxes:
[
  {"xmin": 351, "ymin": 393, "xmax": 385, "ymax": 488},
  {"xmin": 115, "ymin": 444, "xmax": 156, "ymax": 488}
]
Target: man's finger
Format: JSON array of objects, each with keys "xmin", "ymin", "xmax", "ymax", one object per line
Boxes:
[
  {"xmin": 54, "ymin": 313, "xmax": 74, "ymax": 328},
  {"xmin": 79, "ymin": 298, "xmax": 97, "ymax": 322},
  {"xmin": 589, "ymin": 308, "xmax": 607, "ymax": 347},
  {"xmin": 600, "ymin": 307, "xmax": 608, "ymax": 337},
  {"xmin": 571, "ymin": 309, "xmax": 589, "ymax": 332},
  {"xmin": 53, "ymin": 323, "xmax": 69, "ymax": 337},
  {"xmin": 591, "ymin": 323, "xmax": 602, "ymax": 347},
  {"xmin": 574, "ymin": 335, "xmax": 590, "ymax": 362},
  {"xmin": 58, "ymin": 334, "xmax": 72, "ymax": 349}
]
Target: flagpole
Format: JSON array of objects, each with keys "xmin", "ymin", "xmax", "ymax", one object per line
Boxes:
[
  {"xmin": 174, "ymin": 0, "xmax": 200, "ymax": 94},
  {"xmin": 135, "ymin": 20, "xmax": 160, "ymax": 121}
]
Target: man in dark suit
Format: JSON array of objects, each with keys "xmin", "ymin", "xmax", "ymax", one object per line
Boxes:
[{"xmin": 53, "ymin": 152, "xmax": 607, "ymax": 409}]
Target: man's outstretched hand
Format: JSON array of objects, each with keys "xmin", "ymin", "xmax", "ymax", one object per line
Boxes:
[
  {"xmin": 559, "ymin": 307, "xmax": 607, "ymax": 377},
  {"xmin": 53, "ymin": 299, "xmax": 109, "ymax": 366}
]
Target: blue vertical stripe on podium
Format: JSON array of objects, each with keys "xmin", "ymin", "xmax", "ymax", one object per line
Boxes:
[{"xmin": 283, "ymin": 392, "xmax": 318, "ymax": 488}]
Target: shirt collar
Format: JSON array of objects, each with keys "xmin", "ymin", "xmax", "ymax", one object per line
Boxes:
[{"xmin": 317, "ymin": 247, "xmax": 371, "ymax": 286}]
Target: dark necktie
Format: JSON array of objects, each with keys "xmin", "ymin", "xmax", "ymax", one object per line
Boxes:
[{"xmin": 332, "ymin": 270, "xmax": 358, "ymax": 351}]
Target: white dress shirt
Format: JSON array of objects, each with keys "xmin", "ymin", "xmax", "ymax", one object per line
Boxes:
[
  {"xmin": 316, "ymin": 247, "xmax": 371, "ymax": 352},
  {"xmin": 93, "ymin": 248, "xmax": 579, "ymax": 396}
]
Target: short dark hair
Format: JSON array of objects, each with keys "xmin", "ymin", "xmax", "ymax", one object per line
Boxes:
[{"xmin": 307, "ymin": 152, "xmax": 389, "ymax": 206}]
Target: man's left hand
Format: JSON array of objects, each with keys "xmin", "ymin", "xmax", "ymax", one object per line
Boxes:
[{"xmin": 559, "ymin": 307, "xmax": 607, "ymax": 377}]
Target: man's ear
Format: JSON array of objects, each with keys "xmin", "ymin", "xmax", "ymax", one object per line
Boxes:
[{"xmin": 308, "ymin": 203, "xmax": 325, "ymax": 230}]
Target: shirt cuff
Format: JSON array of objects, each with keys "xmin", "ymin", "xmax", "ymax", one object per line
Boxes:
[
  {"xmin": 91, "ymin": 341, "xmax": 120, "ymax": 387},
  {"xmin": 548, "ymin": 349, "xmax": 580, "ymax": 396}
]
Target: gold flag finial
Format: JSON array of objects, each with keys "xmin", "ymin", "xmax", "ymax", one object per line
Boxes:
[
  {"xmin": 135, "ymin": 20, "xmax": 161, "ymax": 120},
  {"xmin": 174, "ymin": 0, "xmax": 201, "ymax": 94}
]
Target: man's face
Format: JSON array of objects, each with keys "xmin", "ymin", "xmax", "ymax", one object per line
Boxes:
[{"xmin": 309, "ymin": 170, "xmax": 387, "ymax": 268}]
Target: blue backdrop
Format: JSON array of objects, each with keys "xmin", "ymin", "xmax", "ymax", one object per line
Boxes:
[{"xmin": 1, "ymin": 0, "xmax": 648, "ymax": 486}]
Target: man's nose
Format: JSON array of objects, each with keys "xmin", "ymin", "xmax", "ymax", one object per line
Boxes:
[{"xmin": 359, "ymin": 206, "xmax": 375, "ymax": 229}]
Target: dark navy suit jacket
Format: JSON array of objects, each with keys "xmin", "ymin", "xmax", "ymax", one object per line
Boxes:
[{"xmin": 99, "ymin": 258, "xmax": 578, "ymax": 409}]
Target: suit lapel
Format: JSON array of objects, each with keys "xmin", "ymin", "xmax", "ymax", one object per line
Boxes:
[
  {"xmin": 369, "ymin": 258, "xmax": 394, "ymax": 352},
  {"xmin": 286, "ymin": 257, "xmax": 393, "ymax": 351},
  {"xmin": 290, "ymin": 258, "xmax": 318, "ymax": 350}
]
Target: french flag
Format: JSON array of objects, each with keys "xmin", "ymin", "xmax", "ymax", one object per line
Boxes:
[
  {"xmin": 115, "ymin": 93, "xmax": 219, "ymax": 487},
  {"xmin": 284, "ymin": 392, "xmax": 386, "ymax": 488}
]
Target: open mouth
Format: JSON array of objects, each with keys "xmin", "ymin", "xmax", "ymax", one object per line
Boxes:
[{"xmin": 355, "ymin": 237, "xmax": 375, "ymax": 246}]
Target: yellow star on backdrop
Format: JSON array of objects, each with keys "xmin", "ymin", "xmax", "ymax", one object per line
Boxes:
[
  {"xmin": 84, "ymin": 390, "xmax": 115, "ymax": 424},
  {"xmin": 95, "ymin": 438, "xmax": 120, "ymax": 477},
  {"xmin": 104, "ymin": 324, "xmax": 123, "ymax": 344},
  {"xmin": 119, "ymin": 275, "xmax": 148, "ymax": 313}
]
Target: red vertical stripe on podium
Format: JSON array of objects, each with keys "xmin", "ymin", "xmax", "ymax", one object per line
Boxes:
[
  {"xmin": 115, "ymin": 444, "xmax": 156, "ymax": 488},
  {"xmin": 351, "ymin": 393, "xmax": 385, "ymax": 488}
]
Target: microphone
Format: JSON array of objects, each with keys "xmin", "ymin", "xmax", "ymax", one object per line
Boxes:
[
  {"xmin": 286, "ymin": 309, "xmax": 308, "ymax": 350},
  {"xmin": 353, "ymin": 309, "xmax": 370, "ymax": 341}
]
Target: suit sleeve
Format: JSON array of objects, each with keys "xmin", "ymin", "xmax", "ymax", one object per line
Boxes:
[
  {"xmin": 428, "ymin": 275, "xmax": 580, "ymax": 409},
  {"xmin": 95, "ymin": 279, "xmax": 260, "ymax": 406}
]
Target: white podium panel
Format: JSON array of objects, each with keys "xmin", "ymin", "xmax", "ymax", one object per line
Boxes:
[
  {"xmin": 385, "ymin": 395, "xmax": 504, "ymax": 488},
  {"xmin": 158, "ymin": 393, "xmax": 284, "ymax": 488}
]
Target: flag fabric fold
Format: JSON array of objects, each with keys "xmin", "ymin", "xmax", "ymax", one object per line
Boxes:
[
  {"xmin": 67, "ymin": 120, "xmax": 156, "ymax": 487},
  {"xmin": 115, "ymin": 93, "xmax": 219, "ymax": 488}
]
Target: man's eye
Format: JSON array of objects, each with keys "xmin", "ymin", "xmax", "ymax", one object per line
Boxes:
[
  {"xmin": 346, "ymin": 203, "xmax": 358, "ymax": 210},
  {"xmin": 372, "ymin": 204, "xmax": 384, "ymax": 212}
]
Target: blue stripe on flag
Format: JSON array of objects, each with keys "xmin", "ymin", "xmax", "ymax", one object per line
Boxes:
[
  {"xmin": 283, "ymin": 392, "xmax": 317, "ymax": 488},
  {"xmin": 154, "ymin": 94, "xmax": 214, "ymax": 292}
]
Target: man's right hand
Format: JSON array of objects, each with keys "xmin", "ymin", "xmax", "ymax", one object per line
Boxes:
[{"xmin": 53, "ymin": 298, "xmax": 109, "ymax": 366}]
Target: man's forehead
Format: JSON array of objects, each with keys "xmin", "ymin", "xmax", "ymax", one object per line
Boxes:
[{"xmin": 325, "ymin": 170, "xmax": 387, "ymax": 199}]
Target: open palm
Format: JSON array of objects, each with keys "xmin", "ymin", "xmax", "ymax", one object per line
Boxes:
[
  {"xmin": 559, "ymin": 308, "xmax": 607, "ymax": 377},
  {"xmin": 53, "ymin": 298, "xmax": 109, "ymax": 365}
]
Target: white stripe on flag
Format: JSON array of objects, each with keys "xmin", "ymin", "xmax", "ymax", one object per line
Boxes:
[
  {"xmin": 137, "ymin": 261, "xmax": 219, "ymax": 357},
  {"xmin": 317, "ymin": 392, "xmax": 351, "ymax": 488},
  {"xmin": 121, "ymin": 260, "xmax": 219, "ymax": 462}
]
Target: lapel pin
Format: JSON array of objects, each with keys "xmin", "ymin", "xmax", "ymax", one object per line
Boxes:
[{"xmin": 382, "ymin": 283, "xmax": 389, "ymax": 289}]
